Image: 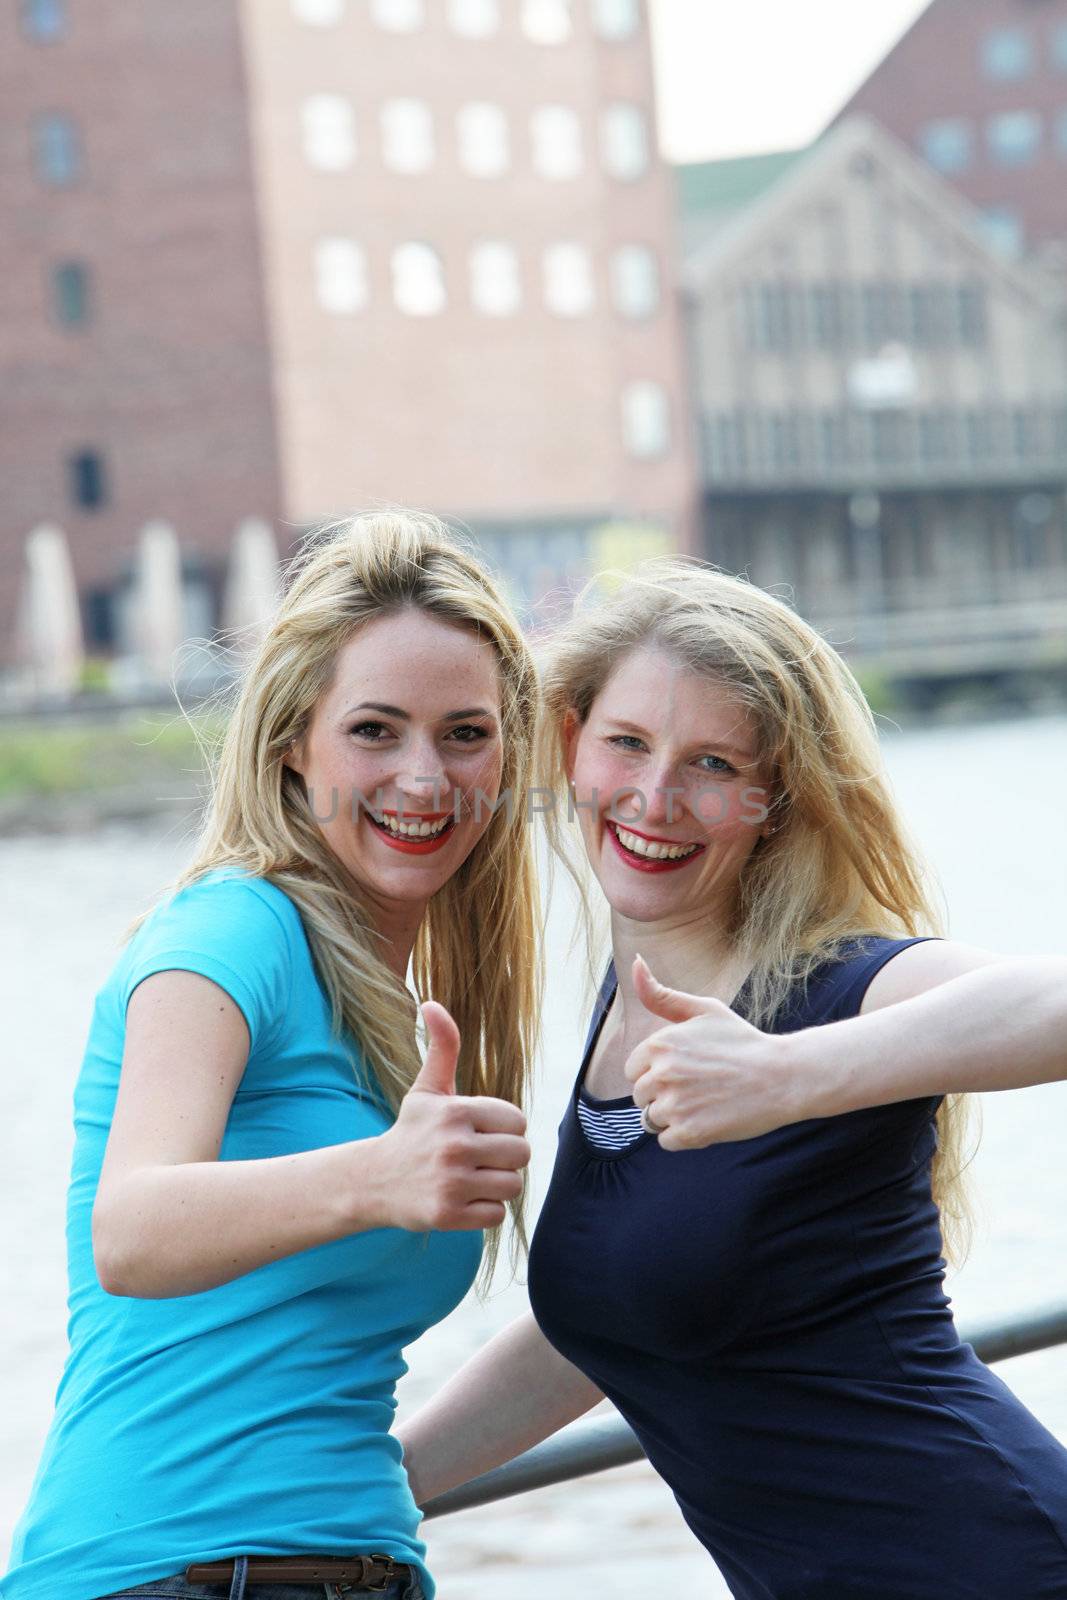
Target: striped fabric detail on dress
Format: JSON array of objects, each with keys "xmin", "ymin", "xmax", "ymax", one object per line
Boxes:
[{"xmin": 576, "ymin": 1091, "xmax": 645, "ymax": 1151}]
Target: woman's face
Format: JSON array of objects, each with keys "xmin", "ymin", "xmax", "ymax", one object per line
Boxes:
[
  {"xmin": 286, "ymin": 607, "xmax": 504, "ymax": 924},
  {"xmin": 563, "ymin": 646, "xmax": 773, "ymax": 925}
]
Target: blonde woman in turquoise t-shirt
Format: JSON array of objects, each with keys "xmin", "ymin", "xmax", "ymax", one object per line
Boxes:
[{"xmin": 2, "ymin": 513, "xmax": 540, "ymax": 1600}]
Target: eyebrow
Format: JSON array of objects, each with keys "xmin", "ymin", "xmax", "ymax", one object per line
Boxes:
[
  {"xmin": 345, "ymin": 702, "xmax": 496, "ymax": 722},
  {"xmin": 603, "ymin": 718, "xmax": 755, "ymax": 761}
]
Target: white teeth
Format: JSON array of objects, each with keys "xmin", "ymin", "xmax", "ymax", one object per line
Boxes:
[
  {"xmin": 613, "ymin": 825, "xmax": 698, "ymax": 861},
  {"xmin": 377, "ymin": 814, "xmax": 450, "ymax": 839}
]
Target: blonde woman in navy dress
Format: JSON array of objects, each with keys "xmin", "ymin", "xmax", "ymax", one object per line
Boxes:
[
  {"xmin": 400, "ymin": 560, "xmax": 1067, "ymax": 1599},
  {"xmin": 3, "ymin": 514, "xmax": 539, "ymax": 1600}
]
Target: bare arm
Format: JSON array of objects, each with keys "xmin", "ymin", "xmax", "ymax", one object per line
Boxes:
[
  {"xmin": 788, "ymin": 950, "xmax": 1067, "ymax": 1116},
  {"xmin": 625, "ymin": 946, "xmax": 1067, "ymax": 1148},
  {"xmin": 92, "ymin": 979, "xmax": 529, "ymax": 1298},
  {"xmin": 396, "ymin": 1311, "xmax": 604, "ymax": 1507}
]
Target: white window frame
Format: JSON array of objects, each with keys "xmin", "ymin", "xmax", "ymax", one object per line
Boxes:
[
  {"xmin": 371, "ymin": 0, "xmax": 425, "ymax": 31},
  {"xmin": 521, "ymin": 0, "xmax": 572, "ymax": 45},
  {"xmin": 592, "ymin": 0, "xmax": 640, "ymax": 41},
  {"xmin": 301, "ymin": 95, "xmax": 357, "ymax": 172},
  {"xmin": 315, "ymin": 238, "xmax": 368, "ymax": 314},
  {"xmin": 392, "ymin": 242, "xmax": 446, "ymax": 315},
  {"xmin": 600, "ymin": 102, "xmax": 650, "ymax": 180},
  {"xmin": 457, "ymin": 102, "xmax": 509, "ymax": 177},
  {"xmin": 381, "ymin": 99, "xmax": 435, "ymax": 174},
  {"xmin": 610, "ymin": 245, "xmax": 659, "ymax": 319},
  {"xmin": 621, "ymin": 380, "xmax": 671, "ymax": 459},
  {"xmin": 291, "ymin": 0, "xmax": 345, "ymax": 24},
  {"xmin": 470, "ymin": 242, "xmax": 521, "ymax": 316},
  {"xmin": 446, "ymin": 0, "xmax": 499, "ymax": 37},
  {"xmin": 531, "ymin": 105, "xmax": 583, "ymax": 180},
  {"xmin": 543, "ymin": 243, "xmax": 594, "ymax": 316}
]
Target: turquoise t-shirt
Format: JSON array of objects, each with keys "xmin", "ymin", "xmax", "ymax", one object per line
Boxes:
[{"xmin": 3, "ymin": 869, "xmax": 482, "ymax": 1600}]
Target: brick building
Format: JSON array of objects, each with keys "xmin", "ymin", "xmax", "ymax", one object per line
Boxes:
[
  {"xmin": 833, "ymin": 0, "xmax": 1067, "ymax": 266},
  {"xmin": 1, "ymin": 0, "xmax": 695, "ymax": 668}
]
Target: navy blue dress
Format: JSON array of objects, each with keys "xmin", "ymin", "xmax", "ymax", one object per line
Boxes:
[{"xmin": 527, "ymin": 937, "xmax": 1067, "ymax": 1599}]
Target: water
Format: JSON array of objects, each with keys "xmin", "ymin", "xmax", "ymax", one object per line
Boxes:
[{"xmin": 2, "ymin": 714, "xmax": 1066, "ymax": 1597}]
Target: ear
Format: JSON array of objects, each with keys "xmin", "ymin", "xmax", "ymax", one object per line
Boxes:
[
  {"xmin": 561, "ymin": 707, "xmax": 582, "ymax": 784},
  {"xmin": 282, "ymin": 733, "xmax": 305, "ymax": 777}
]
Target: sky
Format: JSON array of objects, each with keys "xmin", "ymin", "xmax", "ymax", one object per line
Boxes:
[{"xmin": 646, "ymin": 0, "xmax": 931, "ymax": 163}]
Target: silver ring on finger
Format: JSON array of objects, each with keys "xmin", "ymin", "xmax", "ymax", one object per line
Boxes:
[{"xmin": 640, "ymin": 1103, "xmax": 667, "ymax": 1136}]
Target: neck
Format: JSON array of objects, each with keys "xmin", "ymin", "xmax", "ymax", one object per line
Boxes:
[{"xmin": 607, "ymin": 909, "xmax": 748, "ymax": 1048}]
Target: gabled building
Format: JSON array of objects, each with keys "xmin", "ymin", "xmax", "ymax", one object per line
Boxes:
[
  {"xmin": 679, "ymin": 116, "xmax": 1067, "ymax": 677},
  {"xmin": 831, "ymin": 0, "xmax": 1067, "ymax": 266}
]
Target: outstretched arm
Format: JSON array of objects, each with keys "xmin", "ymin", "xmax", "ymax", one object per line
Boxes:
[
  {"xmin": 625, "ymin": 946, "xmax": 1067, "ymax": 1149},
  {"xmin": 396, "ymin": 1311, "xmax": 603, "ymax": 1507}
]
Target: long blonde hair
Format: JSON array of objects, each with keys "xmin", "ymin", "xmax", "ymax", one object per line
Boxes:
[
  {"xmin": 137, "ymin": 511, "xmax": 543, "ymax": 1280},
  {"xmin": 537, "ymin": 557, "xmax": 973, "ymax": 1264}
]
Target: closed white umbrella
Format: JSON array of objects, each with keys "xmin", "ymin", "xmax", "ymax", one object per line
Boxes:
[
  {"xmin": 220, "ymin": 517, "xmax": 281, "ymax": 648},
  {"xmin": 15, "ymin": 522, "xmax": 85, "ymax": 697},
  {"xmin": 132, "ymin": 519, "xmax": 184, "ymax": 686}
]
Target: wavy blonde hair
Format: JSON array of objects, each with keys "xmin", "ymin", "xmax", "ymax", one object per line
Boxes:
[
  {"xmin": 136, "ymin": 511, "xmax": 543, "ymax": 1282},
  {"xmin": 537, "ymin": 557, "xmax": 973, "ymax": 1265}
]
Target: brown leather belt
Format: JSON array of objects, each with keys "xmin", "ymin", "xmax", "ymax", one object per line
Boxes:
[{"xmin": 184, "ymin": 1554, "xmax": 411, "ymax": 1588}]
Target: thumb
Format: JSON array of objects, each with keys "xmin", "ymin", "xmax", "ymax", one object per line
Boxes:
[
  {"xmin": 632, "ymin": 953, "xmax": 717, "ymax": 1023},
  {"xmin": 413, "ymin": 1001, "xmax": 460, "ymax": 1095}
]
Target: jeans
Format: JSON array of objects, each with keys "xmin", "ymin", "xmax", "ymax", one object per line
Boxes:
[{"xmin": 95, "ymin": 1555, "xmax": 426, "ymax": 1600}]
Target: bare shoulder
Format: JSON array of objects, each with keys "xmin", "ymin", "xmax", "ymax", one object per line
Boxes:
[{"xmin": 859, "ymin": 938, "xmax": 1005, "ymax": 1015}]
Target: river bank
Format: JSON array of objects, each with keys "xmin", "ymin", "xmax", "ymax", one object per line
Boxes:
[{"xmin": 2, "ymin": 694, "xmax": 1064, "ymax": 836}]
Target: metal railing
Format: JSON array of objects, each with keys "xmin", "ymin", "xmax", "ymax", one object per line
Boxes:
[{"xmin": 422, "ymin": 1303, "xmax": 1067, "ymax": 1520}]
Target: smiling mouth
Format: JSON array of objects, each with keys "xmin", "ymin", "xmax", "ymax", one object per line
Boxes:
[
  {"xmin": 367, "ymin": 810, "xmax": 458, "ymax": 851},
  {"xmin": 606, "ymin": 819, "xmax": 705, "ymax": 866}
]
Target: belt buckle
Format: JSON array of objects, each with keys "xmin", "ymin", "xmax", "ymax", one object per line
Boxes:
[{"xmin": 341, "ymin": 1556, "xmax": 392, "ymax": 1593}]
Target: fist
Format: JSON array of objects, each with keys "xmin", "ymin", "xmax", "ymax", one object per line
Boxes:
[
  {"xmin": 625, "ymin": 955, "xmax": 795, "ymax": 1150},
  {"xmin": 375, "ymin": 1001, "xmax": 531, "ymax": 1231}
]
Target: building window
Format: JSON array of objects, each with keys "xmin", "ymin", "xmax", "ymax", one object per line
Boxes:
[
  {"xmin": 32, "ymin": 113, "xmax": 81, "ymax": 185},
  {"xmin": 543, "ymin": 243, "xmax": 594, "ymax": 315},
  {"xmin": 470, "ymin": 242, "xmax": 521, "ymax": 315},
  {"xmin": 301, "ymin": 95, "xmax": 356, "ymax": 171},
  {"xmin": 609, "ymin": 245, "xmax": 659, "ymax": 318},
  {"xmin": 52, "ymin": 260, "xmax": 90, "ymax": 326},
  {"xmin": 531, "ymin": 106, "xmax": 583, "ymax": 179},
  {"xmin": 291, "ymin": 0, "xmax": 345, "ymax": 23},
  {"xmin": 747, "ymin": 280, "xmax": 796, "ymax": 352},
  {"xmin": 592, "ymin": 0, "xmax": 640, "ymax": 40},
  {"xmin": 315, "ymin": 238, "xmax": 368, "ymax": 313},
  {"xmin": 521, "ymin": 0, "xmax": 572, "ymax": 44},
  {"xmin": 447, "ymin": 0, "xmax": 499, "ymax": 35},
  {"xmin": 392, "ymin": 243, "xmax": 446, "ymax": 315},
  {"xmin": 861, "ymin": 280, "xmax": 904, "ymax": 347},
  {"xmin": 981, "ymin": 27, "xmax": 1033, "ymax": 80},
  {"xmin": 957, "ymin": 280, "xmax": 987, "ymax": 347},
  {"xmin": 600, "ymin": 103, "xmax": 649, "ymax": 180},
  {"xmin": 457, "ymin": 103, "xmax": 509, "ymax": 176},
  {"xmin": 381, "ymin": 99, "xmax": 434, "ymax": 173},
  {"xmin": 986, "ymin": 110, "xmax": 1042, "ymax": 167},
  {"xmin": 810, "ymin": 282, "xmax": 846, "ymax": 349},
  {"xmin": 919, "ymin": 118, "xmax": 972, "ymax": 174},
  {"xmin": 69, "ymin": 450, "xmax": 107, "ymax": 510},
  {"xmin": 978, "ymin": 207, "xmax": 1024, "ymax": 259},
  {"xmin": 621, "ymin": 381, "xmax": 670, "ymax": 458},
  {"xmin": 21, "ymin": 0, "xmax": 65, "ymax": 40},
  {"xmin": 371, "ymin": 0, "xmax": 424, "ymax": 30},
  {"xmin": 1054, "ymin": 25, "xmax": 1067, "ymax": 72}
]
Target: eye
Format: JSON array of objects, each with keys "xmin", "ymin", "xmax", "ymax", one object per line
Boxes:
[
  {"xmin": 349, "ymin": 721, "xmax": 390, "ymax": 740},
  {"xmin": 607, "ymin": 734, "xmax": 646, "ymax": 752},
  {"xmin": 448, "ymin": 724, "xmax": 491, "ymax": 745},
  {"xmin": 697, "ymin": 754, "xmax": 736, "ymax": 774}
]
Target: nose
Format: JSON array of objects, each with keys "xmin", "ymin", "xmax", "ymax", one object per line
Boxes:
[
  {"xmin": 396, "ymin": 737, "xmax": 449, "ymax": 811},
  {"xmin": 613, "ymin": 758, "xmax": 682, "ymax": 829}
]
